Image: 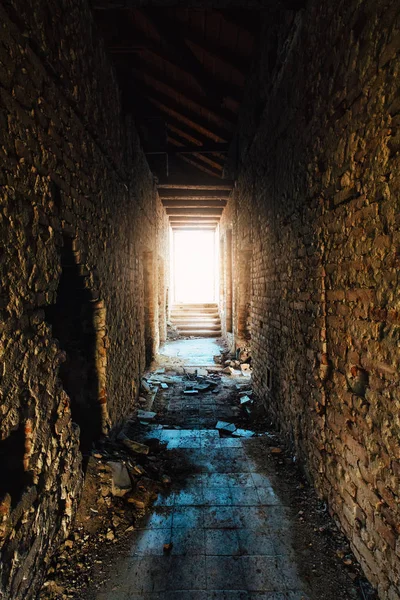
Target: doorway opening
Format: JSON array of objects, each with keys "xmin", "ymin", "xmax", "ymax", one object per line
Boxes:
[{"xmin": 172, "ymin": 229, "xmax": 219, "ymax": 305}]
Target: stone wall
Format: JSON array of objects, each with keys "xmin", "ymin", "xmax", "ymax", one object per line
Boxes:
[
  {"xmin": 223, "ymin": 1, "xmax": 400, "ymax": 597},
  {"xmin": 220, "ymin": 185, "xmax": 252, "ymax": 358},
  {"xmin": 0, "ymin": 1, "xmax": 169, "ymax": 598}
]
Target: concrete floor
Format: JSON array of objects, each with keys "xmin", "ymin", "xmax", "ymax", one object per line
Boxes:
[
  {"xmin": 95, "ymin": 339, "xmax": 309, "ymax": 600},
  {"xmin": 158, "ymin": 338, "xmax": 223, "ymax": 367}
]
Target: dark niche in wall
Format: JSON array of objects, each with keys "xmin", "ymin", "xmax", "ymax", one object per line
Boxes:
[
  {"xmin": 45, "ymin": 237, "xmax": 102, "ymax": 461},
  {"xmin": 0, "ymin": 425, "xmax": 32, "ymax": 508}
]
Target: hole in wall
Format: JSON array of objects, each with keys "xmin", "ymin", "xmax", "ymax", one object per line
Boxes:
[
  {"xmin": 0, "ymin": 425, "xmax": 33, "ymax": 508},
  {"xmin": 45, "ymin": 236, "xmax": 102, "ymax": 463}
]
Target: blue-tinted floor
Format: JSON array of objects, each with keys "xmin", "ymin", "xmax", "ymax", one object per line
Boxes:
[{"xmin": 95, "ymin": 428, "xmax": 309, "ymax": 600}]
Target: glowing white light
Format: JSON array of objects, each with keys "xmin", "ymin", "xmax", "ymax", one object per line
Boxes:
[{"xmin": 172, "ymin": 229, "xmax": 217, "ymax": 303}]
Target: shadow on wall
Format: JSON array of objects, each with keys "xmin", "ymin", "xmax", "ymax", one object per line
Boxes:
[
  {"xmin": 0, "ymin": 425, "xmax": 33, "ymax": 509},
  {"xmin": 143, "ymin": 251, "xmax": 155, "ymax": 366},
  {"xmin": 45, "ymin": 237, "xmax": 102, "ymax": 464}
]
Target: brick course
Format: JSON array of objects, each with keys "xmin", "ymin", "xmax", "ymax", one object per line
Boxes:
[{"xmin": 221, "ymin": 1, "xmax": 400, "ymax": 597}]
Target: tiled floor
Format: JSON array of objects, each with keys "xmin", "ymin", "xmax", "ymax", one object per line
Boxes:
[
  {"xmin": 95, "ymin": 339, "xmax": 309, "ymax": 599},
  {"xmin": 96, "ymin": 434, "xmax": 309, "ymax": 599}
]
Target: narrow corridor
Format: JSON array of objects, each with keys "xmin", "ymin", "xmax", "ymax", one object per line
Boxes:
[
  {"xmin": 82, "ymin": 339, "xmax": 373, "ymax": 600},
  {"xmin": 2, "ymin": 2, "xmax": 399, "ymax": 598}
]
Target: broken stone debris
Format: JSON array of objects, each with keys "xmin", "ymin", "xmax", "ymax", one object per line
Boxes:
[
  {"xmin": 141, "ymin": 378, "xmax": 151, "ymax": 393},
  {"xmin": 118, "ymin": 433, "xmax": 150, "ymax": 455},
  {"xmin": 240, "ymin": 395, "xmax": 252, "ymax": 405},
  {"xmin": 215, "ymin": 421, "xmax": 237, "ymax": 434},
  {"xmin": 232, "ymin": 428, "xmax": 255, "ymax": 438},
  {"xmin": 107, "ymin": 461, "xmax": 132, "ymax": 497},
  {"xmin": 183, "ymin": 389, "xmax": 199, "ymax": 395},
  {"xmin": 137, "ymin": 410, "xmax": 157, "ymax": 421}
]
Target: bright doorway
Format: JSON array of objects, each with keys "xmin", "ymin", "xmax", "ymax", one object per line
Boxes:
[{"xmin": 171, "ymin": 229, "xmax": 218, "ymax": 304}]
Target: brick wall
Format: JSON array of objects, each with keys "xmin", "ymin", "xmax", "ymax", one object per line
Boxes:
[
  {"xmin": 222, "ymin": 1, "xmax": 400, "ymax": 597},
  {"xmin": 0, "ymin": 1, "xmax": 169, "ymax": 597}
]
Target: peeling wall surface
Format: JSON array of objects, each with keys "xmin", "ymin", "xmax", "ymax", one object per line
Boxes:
[
  {"xmin": 221, "ymin": 1, "xmax": 400, "ymax": 598},
  {"xmin": 0, "ymin": 0, "xmax": 169, "ymax": 597}
]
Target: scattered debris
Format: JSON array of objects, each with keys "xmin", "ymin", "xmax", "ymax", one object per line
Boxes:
[
  {"xmin": 215, "ymin": 421, "xmax": 236, "ymax": 434},
  {"xmin": 140, "ymin": 378, "xmax": 151, "ymax": 393},
  {"xmin": 137, "ymin": 410, "xmax": 157, "ymax": 421},
  {"xmin": 240, "ymin": 395, "xmax": 252, "ymax": 405},
  {"xmin": 183, "ymin": 389, "xmax": 198, "ymax": 395},
  {"xmin": 119, "ymin": 434, "xmax": 150, "ymax": 455},
  {"xmin": 107, "ymin": 461, "xmax": 132, "ymax": 497},
  {"xmin": 232, "ymin": 428, "xmax": 255, "ymax": 438}
]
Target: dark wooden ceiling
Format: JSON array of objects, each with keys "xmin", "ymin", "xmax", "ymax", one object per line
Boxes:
[
  {"xmin": 93, "ymin": 6, "xmax": 261, "ymax": 183},
  {"xmin": 92, "ymin": 3, "xmax": 302, "ymax": 227}
]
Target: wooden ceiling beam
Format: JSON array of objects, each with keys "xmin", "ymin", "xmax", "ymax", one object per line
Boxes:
[
  {"xmin": 94, "ymin": 2, "xmax": 304, "ymax": 8},
  {"xmin": 173, "ymin": 19, "xmax": 248, "ymax": 75},
  {"xmin": 145, "ymin": 94, "xmax": 230, "ymax": 142},
  {"xmin": 177, "ymin": 154, "xmax": 222, "ymax": 178},
  {"xmin": 134, "ymin": 9, "xmax": 233, "ymax": 105},
  {"xmin": 147, "ymin": 142, "xmax": 228, "ymax": 154},
  {"xmin": 166, "ymin": 207, "xmax": 224, "ymax": 216},
  {"xmin": 110, "ymin": 31, "xmax": 247, "ymax": 78},
  {"xmin": 167, "ymin": 137, "xmax": 224, "ymax": 171},
  {"xmin": 158, "ymin": 183, "xmax": 232, "ymax": 190},
  {"xmin": 170, "ymin": 218, "xmax": 221, "ymax": 224},
  {"xmin": 159, "ymin": 189, "xmax": 230, "ymax": 199},
  {"xmin": 162, "ymin": 199, "xmax": 227, "ymax": 207},
  {"xmin": 130, "ymin": 66, "xmax": 235, "ymax": 128},
  {"xmin": 165, "ymin": 122, "xmax": 217, "ymax": 148}
]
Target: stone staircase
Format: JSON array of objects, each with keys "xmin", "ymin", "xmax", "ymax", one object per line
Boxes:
[{"xmin": 170, "ymin": 303, "xmax": 222, "ymax": 337}]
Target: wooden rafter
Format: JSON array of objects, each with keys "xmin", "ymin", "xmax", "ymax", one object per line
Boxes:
[
  {"xmin": 157, "ymin": 183, "xmax": 232, "ymax": 190},
  {"xmin": 145, "ymin": 95, "xmax": 229, "ymax": 143},
  {"xmin": 167, "ymin": 137, "xmax": 224, "ymax": 171},
  {"xmin": 169, "ymin": 217, "xmax": 221, "ymax": 222},
  {"xmin": 159, "ymin": 186, "xmax": 230, "ymax": 195},
  {"xmin": 134, "ymin": 9, "xmax": 235, "ymax": 105},
  {"xmin": 166, "ymin": 207, "xmax": 224, "ymax": 216},
  {"xmin": 162, "ymin": 199, "xmax": 227, "ymax": 207},
  {"xmin": 130, "ymin": 66, "xmax": 236, "ymax": 128},
  {"xmin": 94, "ymin": 1, "xmax": 304, "ymax": 9},
  {"xmin": 177, "ymin": 154, "xmax": 222, "ymax": 178},
  {"xmin": 173, "ymin": 16, "xmax": 249, "ymax": 75}
]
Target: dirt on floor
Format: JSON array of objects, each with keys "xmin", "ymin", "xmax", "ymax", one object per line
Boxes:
[{"xmin": 37, "ymin": 352, "xmax": 378, "ymax": 600}]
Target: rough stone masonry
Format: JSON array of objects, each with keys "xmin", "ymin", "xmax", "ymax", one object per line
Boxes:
[
  {"xmin": 0, "ymin": 0, "xmax": 168, "ymax": 598},
  {"xmin": 220, "ymin": 1, "xmax": 400, "ymax": 599},
  {"xmin": 1, "ymin": 0, "xmax": 400, "ymax": 599}
]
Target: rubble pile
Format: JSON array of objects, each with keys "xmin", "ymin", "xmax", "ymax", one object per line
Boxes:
[
  {"xmin": 39, "ymin": 414, "xmax": 172, "ymax": 600},
  {"xmin": 213, "ymin": 350, "xmax": 252, "ymax": 378}
]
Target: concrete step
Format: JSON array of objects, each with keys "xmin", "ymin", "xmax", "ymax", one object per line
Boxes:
[
  {"xmin": 173, "ymin": 324, "xmax": 220, "ymax": 330},
  {"xmin": 173, "ymin": 303, "xmax": 218, "ymax": 309},
  {"xmin": 175, "ymin": 329, "xmax": 222, "ymax": 337},
  {"xmin": 172, "ymin": 316, "xmax": 220, "ymax": 322},
  {"xmin": 170, "ymin": 303, "xmax": 221, "ymax": 337},
  {"xmin": 178, "ymin": 323, "xmax": 221, "ymax": 331},
  {"xmin": 171, "ymin": 308, "xmax": 219, "ymax": 315}
]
